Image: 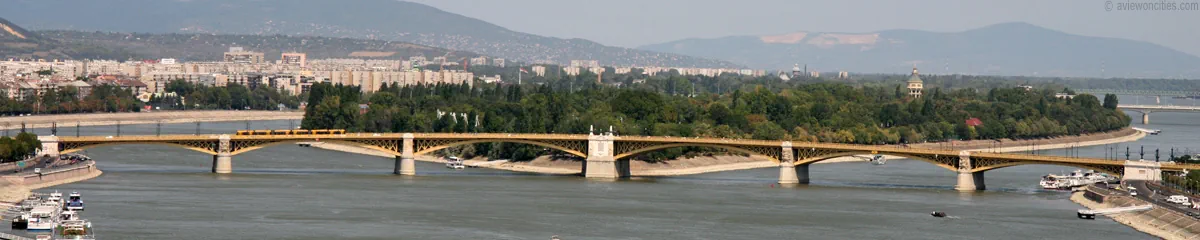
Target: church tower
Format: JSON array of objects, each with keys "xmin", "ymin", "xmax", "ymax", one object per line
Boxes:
[{"xmin": 907, "ymin": 66, "xmax": 923, "ymax": 98}]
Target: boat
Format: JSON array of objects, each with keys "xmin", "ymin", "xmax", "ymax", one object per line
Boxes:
[
  {"xmin": 931, "ymin": 211, "xmax": 947, "ymax": 218},
  {"xmin": 26, "ymin": 205, "xmax": 58, "ymax": 232},
  {"xmin": 65, "ymin": 192, "xmax": 83, "ymax": 211},
  {"xmin": 58, "ymin": 210, "xmax": 78, "ymax": 222},
  {"xmin": 46, "ymin": 191, "xmax": 63, "ymax": 207},
  {"xmin": 55, "ymin": 219, "xmax": 95, "ymax": 240},
  {"xmin": 11, "ymin": 214, "xmax": 29, "ymax": 230},
  {"xmin": 445, "ymin": 157, "xmax": 465, "ymax": 169},
  {"xmin": 870, "ymin": 155, "xmax": 886, "ymax": 165},
  {"xmin": 68, "ymin": 192, "xmax": 80, "ymax": 202},
  {"xmin": 1040, "ymin": 170, "xmax": 1113, "ymax": 190},
  {"xmin": 1132, "ymin": 127, "xmax": 1161, "ymax": 135}
]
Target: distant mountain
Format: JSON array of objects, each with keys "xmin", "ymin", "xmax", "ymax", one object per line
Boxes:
[
  {"xmin": 638, "ymin": 22, "xmax": 1200, "ymax": 78},
  {"xmin": 0, "ymin": 16, "xmax": 68, "ymax": 59},
  {"xmin": 1, "ymin": 0, "xmax": 741, "ymax": 68},
  {"xmin": 36, "ymin": 30, "xmax": 481, "ymax": 62}
]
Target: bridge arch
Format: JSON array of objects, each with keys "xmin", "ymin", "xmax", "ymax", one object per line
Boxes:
[
  {"xmin": 792, "ymin": 151, "xmax": 959, "ymax": 172},
  {"xmin": 60, "ymin": 142, "xmax": 218, "ymax": 156},
  {"xmin": 969, "ymin": 161, "xmax": 1123, "ymax": 176},
  {"xmin": 229, "ymin": 139, "xmax": 404, "ymax": 156},
  {"xmin": 613, "ymin": 143, "xmax": 780, "ymax": 162},
  {"xmin": 412, "ymin": 139, "xmax": 587, "ymax": 158}
]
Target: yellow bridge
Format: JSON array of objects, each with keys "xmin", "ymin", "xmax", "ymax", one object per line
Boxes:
[{"xmin": 36, "ymin": 132, "xmax": 1200, "ymax": 191}]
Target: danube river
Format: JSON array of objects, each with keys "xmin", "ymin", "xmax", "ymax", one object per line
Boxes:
[{"xmin": 12, "ymin": 96, "xmax": 1196, "ymax": 239}]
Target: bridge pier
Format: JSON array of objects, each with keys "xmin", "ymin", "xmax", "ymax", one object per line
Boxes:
[
  {"xmin": 37, "ymin": 136, "xmax": 59, "ymax": 158},
  {"xmin": 212, "ymin": 134, "xmax": 232, "ymax": 174},
  {"xmin": 211, "ymin": 153, "xmax": 232, "ymax": 173},
  {"xmin": 1142, "ymin": 113, "xmax": 1150, "ymax": 125},
  {"xmin": 396, "ymin": 133, "xmax": 416, "ymax": 175},
  {"xmin": 954, "ymin": 151, "xmax": 984, "ymax": 191},
  {"xmin": 1122, "ymin": 160, "xmax": 1162, "ymax": 182},
  {"xmin": 954, "ymin": 171, "xmax": 985, "ymax": 191},
  {"xmin": 777, "ymin": 142, "xmax": 809, "ymax": 184},
  {"xmin": 584, "ymin": 132, "xmax": 626, "ymax": 178}
]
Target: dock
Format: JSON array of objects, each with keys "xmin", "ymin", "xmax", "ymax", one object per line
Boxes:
[
  {"xmin": 1078, "ymin": 205, "xmax": 1154, "ymax": 219},
  {"xmin": 0, "ymin": 231, "xmax": 34, "ymax": 240}
]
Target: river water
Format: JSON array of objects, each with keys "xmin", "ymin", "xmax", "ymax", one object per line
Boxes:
[{"xmin": 11, "ymin": 96, "xmax": 1197, "ymax": 239}]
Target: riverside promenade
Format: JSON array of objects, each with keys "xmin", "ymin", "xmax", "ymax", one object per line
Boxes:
[{"xmin": 1073, "ymin": 185, "xmax": 1200, "ymax": 240}]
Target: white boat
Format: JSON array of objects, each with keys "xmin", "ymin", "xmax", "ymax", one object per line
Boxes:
[
  {"xmin": 46, "ymin": 191, "xmax": 63, "ymax": 206},
  {"xmin": 65, "ymin": 192, "xmax": 83, "ymax": 211},
  {"xmin": 1039, "ymin": 170, "xmax": 1112, "ymax": 190},
  {"xmin": 55, "ymin": 219, "xmax": 95, "ymax": 240},
  {"xmin": 1132, "ymin": 127, "xmax": 1161, "ymax": 135},
  {"xmin": 445, "ymin": 157, "xmax": 465, "ymax": 169},
  {"xmin": 26, "ymin": 205, "xmax": 58, "ymax": 232}
]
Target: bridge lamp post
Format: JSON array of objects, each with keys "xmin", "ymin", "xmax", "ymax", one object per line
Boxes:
[
  {"xmin": 116, "ymin": 120, "xmax": 121, "ymax": 137},
  {"xmin": 75, "ymin": 121, "xmax": 80, "ymax": 137}
]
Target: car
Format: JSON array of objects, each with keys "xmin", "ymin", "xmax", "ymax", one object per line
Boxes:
[{"xmin": 1130, "ymin": 191, "xmax": 1138, "ymax": 196}]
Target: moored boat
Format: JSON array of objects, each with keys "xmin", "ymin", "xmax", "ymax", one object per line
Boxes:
[
  {"xmin": 446, "ymin": 157, "xmax": 465, "ymax": 169},
  {"xmin": 11, "ymin": 214, "xmax": 29, "ymax": 230}
]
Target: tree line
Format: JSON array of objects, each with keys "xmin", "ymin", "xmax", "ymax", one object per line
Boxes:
[
  {"xmin": 148, "ymin": 79, "xmax": 302, "ymax": 111},
  {"xmin": 300, "ymin": 78, "xmax": 1129, "ymax": 161},
  {"xmin": 0, "ymin": 78, "xmax": 143, "ymax": 115},
  {"xmin": 0, "ymin": 132, "xmax": 41, "ymax": 163}
]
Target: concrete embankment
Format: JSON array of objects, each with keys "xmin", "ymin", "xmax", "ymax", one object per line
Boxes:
[
  {"xmin": 0, "ymin": 162, "xmax": 103, "ymax": 204},
  {"xmin": 0, "ymin": 110, "xmax": 303, "ymax": 130},
  {"xmin": 1072, "ymin": 186, "xmax": 1200, "ymax": 240}
]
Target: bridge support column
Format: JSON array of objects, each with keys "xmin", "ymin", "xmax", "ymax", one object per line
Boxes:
[
  {"xmin": 954, "ymin": 171, "xmax": 985, "ymax": 191},
  {"xmin": 396, "ymin": 133, "xmax": 415, "ymax": 176},
  {"xmin": 584, "ymin": 133, "xmax": 624, "ymax": 178},
  {"xmin": 36, "ymin": 136, "xmax": 59, "ymax": 158},
  {"xmin": 212, "ymin": 134, "xmax": 232, "ymax": 174},
  {"xmin": 1122, "ymin": 160, "xmax": 1161, "ymax": 182},
  {"xmin": 954, "ymin": 151, "xmax": 984, "ymax": 191},
  {"xmin": 212, "ymin": 153, "xmax": 232, "ymax": 174},
  {"xmin": 777, "ymin": 142, "xmax": 808, "ymax": 184},
  {"xmin": 1142, "ymin": 113, "xmax": 1150, "ymax": 125}
]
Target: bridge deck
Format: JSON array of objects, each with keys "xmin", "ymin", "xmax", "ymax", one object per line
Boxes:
[{"xmin": 51, "ymin": 133, "xmax": 1200, "ymax": 171}]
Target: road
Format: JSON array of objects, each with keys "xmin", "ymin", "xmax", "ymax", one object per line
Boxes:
[{"xmin": 1125, "ymin": 180, "xmax": 1200, "ymax": 217}]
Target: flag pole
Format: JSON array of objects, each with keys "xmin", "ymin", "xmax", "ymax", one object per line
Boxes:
[{"xmin": 518, "ymin": 66, "xmax": 522, "ymax": 85}]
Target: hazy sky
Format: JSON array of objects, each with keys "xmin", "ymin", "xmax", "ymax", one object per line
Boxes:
[{"xmin": 405, "ymin": 0, "xmax": 1200, "ymax": 57}]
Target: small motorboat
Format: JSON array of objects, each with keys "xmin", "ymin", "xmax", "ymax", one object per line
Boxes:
[{"xmin": 931, "ymin": 211, "xmax": 947, "ymax": 218}]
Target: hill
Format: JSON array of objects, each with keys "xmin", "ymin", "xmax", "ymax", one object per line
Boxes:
[
  {"xmin": 36, "ymin": 30, "xmax": 481, "ymax": 62},
  {"xmin": 0, "ymin": 16, "xmax": 69, "ymax": 59},
  {"xmin": 0, "ymin": 0, "xmax": 741, "ymax": 68},
  {"xmin": 638, "ymin": 22, "xmax": 1200, "ymax": 78}
]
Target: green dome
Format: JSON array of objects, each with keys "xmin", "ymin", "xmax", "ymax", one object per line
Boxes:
[{"xmin": 907, "ymin": 67, "xmax": 923, "ymax": 83}]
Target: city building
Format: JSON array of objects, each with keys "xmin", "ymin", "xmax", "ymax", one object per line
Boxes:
[
  {"xmin": 223, "ymin": 47, "xmax": 265, "ymax": 63},
  {"xmin": 492, "ymin": 58, "xmax": 505, "ymax": 67},
  {"xmin": 837, "ymin": 71, "xmax": 849, "ymax": 79},
  {"xmin": 281, "ymin": 52, "xmax": 307, "ymax": 67},
  {"xmin": 907, "ymin": 67, "xmax": 924, "ymax": 98},
  {"xmin": 570, "ymin": 60, "xmax": 600, "ymax": 68},
  {"xmin": 531, "ymin": 65, "xmax": 547, "ymax": 77},
  {"xmin": 469, "ymin": 57, "xmax": 488, "ymax": 66}
]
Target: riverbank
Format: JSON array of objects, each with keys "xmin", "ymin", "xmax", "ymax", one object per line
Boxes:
[
  {"xmin": 0, "ymin": 162, "xmax": 104, "ymax": 204},
  {"xmin": 911, "ymin": 128, "xmax": 1145, "ymax": 152},
  {"xmin": 299, "ymin": 127, "xmax": 1145, "ymax": 176},
  {"xmin": 1071, "ymin": 187, "xmax": 1200, "ymax": 240},
  {"xmin": 0, "ymin": 110, "xmax": 304, "ymax": 130}
]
